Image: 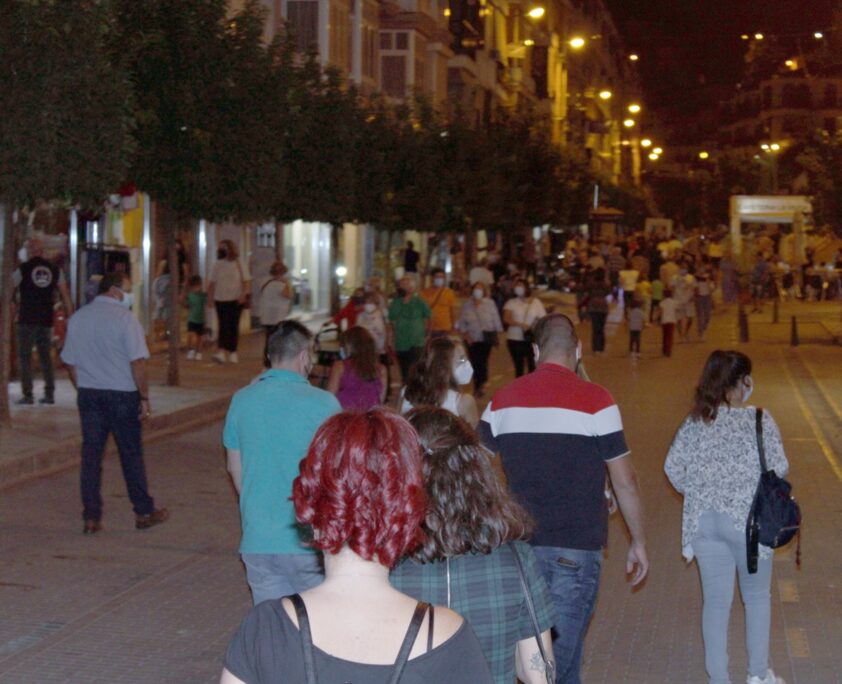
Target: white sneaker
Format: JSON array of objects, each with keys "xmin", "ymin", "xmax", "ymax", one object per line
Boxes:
[
  {"xmin": 213, "ymin": 351, "xmax": 227, "ymax": 364},
  {"xmin": 186, "ymin": 350, "xmax": 196, "ymax": 360},
  {"xmin": 194, "ymin": 352, "xmax": 202, "ymax": 361},
  {"xmin": 229, "ymin": 352, "xmax": 239, "ymax": 364},
  {"xmin": 747, "ymin": 669, "xmax": 785, "ymax": 684}
]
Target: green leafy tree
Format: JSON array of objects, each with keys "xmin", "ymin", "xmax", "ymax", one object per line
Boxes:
[{"xmin": 0, "ymin": 0, "xmax": 134, "ymax": 425}]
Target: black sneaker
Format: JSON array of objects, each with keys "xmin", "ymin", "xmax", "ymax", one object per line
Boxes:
[
  {"xmin": 38, "ymin": 396, "xmax": 55, "ymax": 405},
  {"xmin": 135, "ymin": 508, "xmax": 169, "ymax": 530},
  {"xmin": 16, "ymin": 396, "xmax": 34, "ymax": 405}
]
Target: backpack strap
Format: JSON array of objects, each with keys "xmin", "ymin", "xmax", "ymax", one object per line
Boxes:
[
  {"xmin": 289, "ymin": 594, "xmax": 318, "ymax": 684},
  {"xmin": 756, "ymin": 407, "xmax": 769, "ymax": 473},
  {"xmin": 387, "ymin": 602, "xmax": 429, "ymax": 684}
]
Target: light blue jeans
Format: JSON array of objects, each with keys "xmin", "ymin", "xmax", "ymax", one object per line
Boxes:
[
  {"xmin": 242, "ymin": 553, "xmax": 324, "ymax": 605},
  {"xmin": 693, "ymin": 511, "xmax": 773, "ymax": 684},
  {"xmin": 533, "ymin": 546, "xmax": 603, "ymax": 684}
]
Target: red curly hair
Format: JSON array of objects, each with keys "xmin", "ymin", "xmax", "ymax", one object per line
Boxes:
[{"xmin": 292, "ymin": 409, "xmax": 427, "ymax": 568}]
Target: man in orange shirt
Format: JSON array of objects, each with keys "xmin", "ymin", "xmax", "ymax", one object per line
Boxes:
[{"xmin": 421, "ymin": 267, "xmax": 458, "ymax": 337}]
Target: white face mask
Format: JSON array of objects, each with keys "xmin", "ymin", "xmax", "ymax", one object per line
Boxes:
[
  {"xmin": 434, "ymin": 277, "xmax": 445, "ymax": 288},
  {"xmin": 120, "ymin": 291, "xmax": 134, "ymax": 310},
  {"xmin": 514, "ymin": 286, "xmax": 526, "ymax": 297},
  {"xmin": 364, "ymin": 303, "xmax": 376, "ymax": 313},
  {"xmin": 741, "ymin": 376, "xmax": 753, "ymax": 403},
  {"xmin": 472, "ymin": 289, "xmax": 484, "ymax": 299},
  {"xmin": 453, "ymin": 359, "xmax": 474, "ymax": 386}
]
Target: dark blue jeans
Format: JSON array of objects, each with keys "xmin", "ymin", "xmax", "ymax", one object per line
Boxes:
[
  {"xmin": 533, "ymin": 546, "xmax": 603, "ymax": 684},
  {"xmin": 18, "ymin": 324, "xmax": 54, "ymax": 398},
  {"xmin": 77, "ymin": 389, "xmax": 154, "ymax": 521}
]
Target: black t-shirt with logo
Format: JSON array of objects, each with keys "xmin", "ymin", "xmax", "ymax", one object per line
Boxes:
[{"xmin": 17, "ymin": 257, "xmax": 59, "ymax": 326}]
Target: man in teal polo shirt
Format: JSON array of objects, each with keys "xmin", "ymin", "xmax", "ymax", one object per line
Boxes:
[{"xmin": 223, "ymin": 320, "xmax": 340, "ymax": 605}]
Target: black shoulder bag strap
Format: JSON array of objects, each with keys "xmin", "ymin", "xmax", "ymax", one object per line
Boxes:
[
  {"xmin": 387, "ymin": 602, "xmax": 430, "ymax": 684},
  {"xmin": 290, "ymin": 594, "xmax": 318, "ymax": 684},
  {"xmin": 746, "ymin": 408, "xmax": 765, "ymax": 574},
  {"xmin": 509, "ymin": 543, "xmax": 554, "ymax": 684}
]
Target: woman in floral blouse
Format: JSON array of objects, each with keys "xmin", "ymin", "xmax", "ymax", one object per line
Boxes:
[{"xmin": 665, "ymin": 350, "xmax": 789, "ymax": 684}]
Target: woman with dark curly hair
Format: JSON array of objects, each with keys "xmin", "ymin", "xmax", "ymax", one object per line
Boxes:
[
  {"xmin": 221, "ymin": 409, "xmax": 492, "ymax": 684},
  {"xmin": 400, "ymin": 336, "xmax": 478, "ymax": 427},
  {"xmin": 665, "ymin": 351, "xmax": 789, "ymax": 684},
  {"xmin": 391, "ymin": 407, "xmax": 554, "ymax": 684}
]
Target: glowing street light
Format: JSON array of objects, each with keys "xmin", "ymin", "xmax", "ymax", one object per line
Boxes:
[
  {"xmin": 527, "ymin": 6, "xmax": 545, "ymax": 19},
  {"xmin": 569, "ymin": 36, "xmax": 586, "ymax": 50},
  {"xmin": 648, "ymin": 153, "xmax": 659, "ymax": 161},
  {"xmin": 741, "ymin": 34, "xmax": 750, "ymax": 40},
  {"xmin": 699, "ymin": 151, "xmax": 710, "ymax": 160},
  {"xmin": 755, "ymin": 33, "xmax": 764, "ymax": 40},
  {"xmin": 770, "ymin": 142, "xmax": 781, "ymax": 151},
  {"xmin": 598, "ymin": 89, "xmax": 612, "ymax": 100},
  {"xmin": 524, "ymin": 39, "xmax": 535, "ymax": 46},
  {"xmin": 814, "ymin": 31, "xmax": 824, "ymax": 39},
  {"xmin": 761, "ymin": 143, "xmax": 770, "ymax": 150},
  {"xmin": 653, "ymin": 147, "xmax": 663, "ymax": 155},
  {"xmin": 628, "ymin": 103, "xmax": 641, "ymax": 114},
  {"xmin": 785, "ymin": 59, "xmax": 796, "ymax": 69},
  {"xmin": 443, "ymin": 7, "xmax": 451, "ymax": 16},
  {"xmin": 623, "ymin": 118, "xmax": 636, "ymax": 128},
  {"xmin": 640, "ymin": 138, "xmax": 652, "ymax": 148},
  {"xmin": 629, "ymin": 53, "xmax": 639, "ymax": 61},
  {"xmin": 335, "ymin": 265, "xmax": 348, "ymax": 278}
]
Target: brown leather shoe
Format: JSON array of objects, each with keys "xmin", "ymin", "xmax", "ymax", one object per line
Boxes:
[
  {"xmin": 135, "ymin": 508, "xmax": 169, "ymax": 530},
  {"xmin": 83, "ymin": 520, "xmax": 102, "ymax": 535}
]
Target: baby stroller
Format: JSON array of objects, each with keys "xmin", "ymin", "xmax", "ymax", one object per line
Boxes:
[{"xmin": 309, "ymin": 321, "xmax": 341, "ymax": 388}]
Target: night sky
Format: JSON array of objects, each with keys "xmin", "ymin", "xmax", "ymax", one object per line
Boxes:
[{"xmin": 605, "ymin": 0, "xmax": 838, "ymax": 117}]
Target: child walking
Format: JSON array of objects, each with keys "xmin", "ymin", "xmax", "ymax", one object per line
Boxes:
[
  {"xmin": 185, "ymin": 275, "xmax": 207, "ymax": 360},
  {"xmin": 628, "ymin": 299, "xmax": 644, "ymax": 357},
  {"xmin": 658, "ymin": 289, "xmax": 678, "ymax": 358}
]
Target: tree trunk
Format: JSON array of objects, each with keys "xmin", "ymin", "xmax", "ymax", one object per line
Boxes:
[
  {"xmin": 166, "ymin": 225, "xmax": 180, "ymax": 386},
  {"xmin": 0, "ymin": 204, "xmax": 13, "ymax": 427},
  {"xmin": 330, "ymin": 224, "xmax": 340, "ymax": 316}
]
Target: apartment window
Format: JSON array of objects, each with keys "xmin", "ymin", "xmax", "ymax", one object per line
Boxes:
[
  {"xmin": 380, "ymin": 31, "xmax": 392, "ymax": 50},
  {"xmin": 396, "ymin": 32, "xmax": 409, "ymax": 50},
  {"xmin": 287, "ymin": 1, "xmax": 319, "ymax": 53},
  {"xmin": 382, "ymin": 55, "xmax": 407, "ymax": 97}
]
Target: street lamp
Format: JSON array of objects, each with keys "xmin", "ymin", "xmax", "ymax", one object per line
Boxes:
[
  {"xmin": 653, "ymin": 146, "xmax": 663, "ymax": 155},
  {"xmin": 623, "ymin": 118, "xmax": 636, "ymax": 128},
  {"xmin": 770, "ymin": 142, "xmax": 781, "ymax": 151},
  {"xmin": 648, "ymin": 152, "xmax": 659, "ymax": 160},
  {"xmin": 629, "ymin": 53, "xmax": 639, "ymax": 61},
  {"xmin": 598, "ymin": 89, "xmax": 612, "ymax": 100},
  {"xmin": 699, "ymin": 151, "xmax": 710, "ymax": 159},
  {"xmin": 814, "ymin": 31, "xmax": 824, "ymax": 39},
  {"xmin": 569, "ymin": 36, "xmax": 586, "ymax": 50},
  {"xmin": 628, "ymin": 103, "xmax": 641, "ymax": 114},
  {"xmin": 523, "ymin": 38, "xmax": 535, "ymax": 46},
  {"xmin": 640, "ymin": 138, "xmax": 652, "ymax": 148},
  {"xmin": 755, "ymin": 33, "xmax": 764, "ymax": 40},
  {"xmin": 527, "ymin": 6, "xmax": 545, "ymax": 19}
]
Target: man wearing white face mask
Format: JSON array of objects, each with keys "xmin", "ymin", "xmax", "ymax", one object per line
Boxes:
[
  {"xmin": 61, "ymin": 272, "xmax": 169, "ymax": 535},
  {"xmin": 480, "ymin": 314, "xmax": 648, "ymax": 684},
  {"xmin": 421, "ymin": 267, "xmax": 458, "ymax": 337}
]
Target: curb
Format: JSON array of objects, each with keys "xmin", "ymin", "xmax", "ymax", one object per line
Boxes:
[{"xmin": 0, "ymin": 394, "xmax": 231, "ymax": 491}]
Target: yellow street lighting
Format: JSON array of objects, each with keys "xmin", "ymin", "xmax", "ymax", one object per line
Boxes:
[
  {"xmin": 598, "ymin": 89, "xmax": 612, "ymax": 100},
  {"xmin": 653, "ymin": 146, "xmax": 663, "ymax": 155},
  {"xmin": 569, "ymin": 36, "xmax": 586, "ymax": 50},
  {"xmin": 785, "ymin": 59, "xmax": 796, "ymax": 68},
  {"xmin": 815, "ymin": 31, "xmax": 824, "ymax": 39},
  {"xmin": 699, "ymin": 151, "xmax": 710, "ymax": 160},
  {"xmin": 640, "ymin": 138, "xmax": 652, "ymax": 148},
  {"xmin": 629, "ymin": 53, "xmax": 639, "ymax": 61},
  {"xmin": 623, "ymin": 118, "xmax": 636, "ymax": 128},
  {"xmin": 524, "ymin": 39, "xmax": 535, "ymax": 46},
  {"xmin": 628, "ymin": 103, "xmax": 642, "ymax": 114},
  {"xmin": 761, "ymin": 143, "xmax": 770, "ymax": 150},
  {"xmin": 527, "ymin": 6, "xmax": 545, "ymax": 19},
  {"xmin": 443, "ymin": 7, "xmax": 451, "ymax": 16},
  {"xmin": 755, "ymin": 33, "xmax": 764, "ymax": 40},
  {"xmin": 770, "ymin": 142, "xmax": 781, "ymax": 151},
  {"xmin": 648, "ymin": 153, "xmax": 659, "ymax": 161},
  {"xmin": 621, "ymin": 140, "xmax": 631, "ymax": 146},
  {"xmin": 741, "ymin": 34, "xmax": 750, "ymax": 40}
]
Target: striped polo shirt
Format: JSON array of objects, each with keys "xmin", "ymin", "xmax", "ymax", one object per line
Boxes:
[{"xmin": 479, "ymin": 363, "xmax": 629, "ymax": 550}]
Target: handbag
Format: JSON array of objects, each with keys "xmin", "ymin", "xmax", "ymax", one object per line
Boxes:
[
  {"xmin": 509, "ymin": 543, "xmax": 555, "ymax": 684},
  {"xmin": 746, "ymin": 408, "xmax": 802, "ymax": 574},
  {"xmin": 290, "ymin": 594, "xmax": 429, "ymax": 684}
]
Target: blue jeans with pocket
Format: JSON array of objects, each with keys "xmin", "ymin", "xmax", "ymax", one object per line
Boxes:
[{"xmin": 533, "ymin": 546, "xmax": 603, "ymax": 684}]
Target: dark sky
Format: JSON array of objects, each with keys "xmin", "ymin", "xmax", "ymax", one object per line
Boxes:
[{"xmin": 604, "ymin": 0, "xmax": 838, "ymax": 114}]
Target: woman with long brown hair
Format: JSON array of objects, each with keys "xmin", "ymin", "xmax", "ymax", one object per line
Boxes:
[
  {"xmin": 391, "ymin": 407, "xmax": 554, "ymax": 684},
  {"xmin": 400, "ymin": 336, "xmax": 478, "ymax": 427},
  {"xmin": 665, "ymin": 350, "xmax": 789, "ymax": 684},
  {"xmin": 326, "ymin": 326, "xmax": 387, "ymax": 411}
]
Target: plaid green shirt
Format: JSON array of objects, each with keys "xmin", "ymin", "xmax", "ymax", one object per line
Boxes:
[{"xmin": 391, "ymin": 542, "xmax": 554, "ymax": 684}]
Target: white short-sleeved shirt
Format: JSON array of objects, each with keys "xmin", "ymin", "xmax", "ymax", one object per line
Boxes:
[
  {"xmin": 659, "ymin": 298, "xmax": 678, "ymax": 324},
  {"xmin": 258, "ymin": 279, "xmax": 291, "ymax": 326},
  {"xmin": 503, "ymin": 297, "xmax": 546, "ymax": 341},
  {"xmin": 211, "ymin": 259, "xmax": 250, "ymax": 301},
  {"xmin": 60, "ymin": 296, "xmax": 149, "ymax": 391}
]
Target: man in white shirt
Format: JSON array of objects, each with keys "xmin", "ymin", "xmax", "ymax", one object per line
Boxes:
[{"xmin": 61, "ymin": 272, "xmax": 168, "ymax": 535}]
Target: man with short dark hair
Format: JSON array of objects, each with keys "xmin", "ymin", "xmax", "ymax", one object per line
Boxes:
[
  {"xmin": 61, "ymin": 271, "xmax": 168, "ymax": 535},
  {"xmin": 13, "ymin": 238, "xmax": 73, "ymax": 404},
  {"xmin": 224, "ymin": 320, "xmax": 340, "ymax": 604},
  {"xmin": 480, "ymin": 313, "xmax": 648, "ymax": 684}
]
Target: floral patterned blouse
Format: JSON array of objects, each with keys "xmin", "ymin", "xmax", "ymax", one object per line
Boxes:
[{"xmin": 664, "ymin": 406, "xmax": 789, "ymax": 561}]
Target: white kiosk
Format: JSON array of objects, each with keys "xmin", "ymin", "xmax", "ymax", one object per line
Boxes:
[{"xmin": 729, "ymin": 195, "xmax": 812, "ymax": 261}]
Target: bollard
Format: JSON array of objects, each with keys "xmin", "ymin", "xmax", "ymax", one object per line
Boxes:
[
  {"xmin": 791, "ymin": 316, "xmax": 799, "ymax": 347},
  {"xmin": 739, "ymin": 306, "xmax": 749, "ymax": 343},
  {"xmin": 773, "ymin": 298, "xmax": 779, "ymax": 324}
]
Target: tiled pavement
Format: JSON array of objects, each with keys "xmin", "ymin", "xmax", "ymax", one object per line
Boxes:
[{"xmin": 1, "ymin": 298, "xmax": 842, "ymax": 682}]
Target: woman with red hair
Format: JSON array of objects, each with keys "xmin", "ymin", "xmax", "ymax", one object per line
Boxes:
[{"xmin": 221, "ymin": 409, "xmax": 492, "ymax": 683}]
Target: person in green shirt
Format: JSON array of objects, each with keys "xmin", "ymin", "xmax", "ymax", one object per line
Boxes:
[
  {"xmin": 185, "ymin": 275, "xmax": 207, "ymax": 360},
  {"xmin": 388, "ymin": 275, "xmax": 431, "ymax": 383}
]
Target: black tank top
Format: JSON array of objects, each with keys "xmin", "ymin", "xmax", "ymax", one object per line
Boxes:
[{"xmin": 18, "ymin": 257, "xmax": 59, "ymax": 326}]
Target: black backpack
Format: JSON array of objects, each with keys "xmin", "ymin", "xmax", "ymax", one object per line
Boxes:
[{"xmin": 746, "ymin": 408, "xmax": 801, "ymax": 574}]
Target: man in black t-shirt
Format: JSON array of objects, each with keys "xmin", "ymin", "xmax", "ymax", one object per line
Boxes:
[{"xmin": 13, "ymin": 239, "xmax": 73, "ymax": 404}]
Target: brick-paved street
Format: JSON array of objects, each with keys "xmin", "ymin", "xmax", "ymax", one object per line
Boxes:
[{"xmin": 1, "ymin": 300, "xmax": 841, "ymax": 683}]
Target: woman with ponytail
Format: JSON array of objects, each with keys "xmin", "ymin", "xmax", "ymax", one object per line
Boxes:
[{"xmin": 665, "ymin": 350, "xmax": 790, "ymax": 684}]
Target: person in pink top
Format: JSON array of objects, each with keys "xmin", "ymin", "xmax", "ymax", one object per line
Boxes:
[{"xmin": 327, "ymin": 326, "xmax": 387, "ymax": 411}]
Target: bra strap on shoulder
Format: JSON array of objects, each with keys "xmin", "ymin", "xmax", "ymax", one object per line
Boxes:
[
  {"xmin": 289, "ymin": 594, "xmax": 318, "ymax": 684},
  {"xmin": 388, "ymin": 602, "xmax": 429, "ymax": 684}
]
